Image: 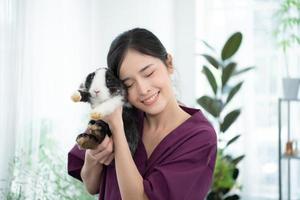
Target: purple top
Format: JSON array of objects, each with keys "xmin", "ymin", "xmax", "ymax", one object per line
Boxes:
[{"xmin": 68, "ymin": 106, "xmax": 217, "ymax": 200}]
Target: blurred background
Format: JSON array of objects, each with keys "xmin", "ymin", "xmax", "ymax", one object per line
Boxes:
[{"xmin": 1, "ymin": 0, "xmax": 300, "ymax": 199}]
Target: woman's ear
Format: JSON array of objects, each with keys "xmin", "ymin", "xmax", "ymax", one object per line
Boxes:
[{"xmin": 166, "ymin": 53, "xmax": 174, "ymax": 74}]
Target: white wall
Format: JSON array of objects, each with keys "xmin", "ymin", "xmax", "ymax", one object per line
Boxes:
[
  {"xmin": 173, "ymin": 0, "xmax": 196, "ymax": 106},
  {"xmin": 90, "ymin": 0, "xmax": 175, "ymax": 66}
]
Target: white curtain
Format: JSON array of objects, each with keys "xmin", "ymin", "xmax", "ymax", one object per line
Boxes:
[
  {"xmin": 0, "ymin": 0, "xmax": 23, "ymax": 190},
  {"xmin": 0, "ymin": 1, "xmax": 24, "ymax": 183},
  {"xmin": 0, "ymin": 0, "xmax": 96, "ymax": 195},
  {"xmin": 195, "ymin": 0, "xmax": 300, "ymax": 199}
]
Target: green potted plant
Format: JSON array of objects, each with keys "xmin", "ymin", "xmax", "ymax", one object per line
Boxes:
[
  {"xmin": 197, "ymin": 32, "xmax": 254, "ymax": 200},
  {"xmin": 274, "ymin": 0, "xmax": 300, "ymax": 99}
]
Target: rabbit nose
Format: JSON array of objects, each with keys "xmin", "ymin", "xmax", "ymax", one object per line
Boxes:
[{"xmin": 94, "ymin": 90, "xmax": 100, "ymax": 94}]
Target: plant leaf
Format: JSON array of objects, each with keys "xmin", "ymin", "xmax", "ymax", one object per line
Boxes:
[
  {"xmin": 232, "ymin": 168, "xmax": 239, "ymax": 180},
  {"xmin": 222, "ymin": 62, "xmax": 237, "ymax": 89},
  {"xmin": 201, "ymin": 40, "xmax": 217, "ymax": 53},
  {"xmin": 226, "ymin": 135, "xmax": 241, "ymax": 148},
  {"xmin": 202, "ymin": 65, "xmax": 218, "ymax": 95},
  {"xmin": 224, "ymin": 194, "xmax": 240, "ymax": 200},
  {"xmin": 197, "ymin": 96, "xmax": 223, "ymax": 117},
  {"xmin": 221, "ymin": 109, "xmax": 241, "ymax": 132},
  {"xmin": 212, "ymin": 151, "xmax": 236, "ymax": 190},
  {"xmin": 221, "ymin": 32, "xmax": 242, "ymax": 61},
  {"xmin": 232, "ymin": 155, "xmax": 245, "ymax": 166},
  {"xmin": 233, "ymin": 66, "xmax": 255, "ymax": 76},
  {"xmin": 226, "ymin": 82, "xmax": 243, "ymax": 105},
  {"xmin": 206, "ymin": 191, "xmax": 218, "ymax": 200},
  {"xmin": 201, "ymin": 54, "xmax": 219, "ymax": 69},
  {"xmin": 220, "ymin": 188, "xmax": 231, "ymax": 195}
]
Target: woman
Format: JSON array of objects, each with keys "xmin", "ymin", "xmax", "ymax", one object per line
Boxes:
[{"xmin": 68, "ymin": 28, "xmax": 217, "ymax": 200}]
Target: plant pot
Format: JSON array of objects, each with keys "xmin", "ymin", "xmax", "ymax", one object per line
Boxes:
[{"xmin": 282, "ymin": 78, "xmax": 300, "ymax": 99}]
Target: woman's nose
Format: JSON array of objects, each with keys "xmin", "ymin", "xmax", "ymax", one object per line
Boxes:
[{"xmin": 136, "ymin": 80, "xmax": 150, "ymax": 95}]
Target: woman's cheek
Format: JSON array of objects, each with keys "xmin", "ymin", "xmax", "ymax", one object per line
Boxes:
[
  {"xmin": 127, "ymin": 91, "xmax": 138, "ymax": 106},
  {"xmin": 154, "ymin": 74, "xmax": 170, "ymax": 87}
]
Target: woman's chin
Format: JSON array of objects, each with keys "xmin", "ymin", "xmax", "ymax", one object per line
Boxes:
[{"xmin": 142, "ymin": 101, "xmax": 167, "ymax": 116}]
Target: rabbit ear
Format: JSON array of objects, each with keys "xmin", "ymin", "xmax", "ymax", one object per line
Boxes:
[
  {"xmin": 79, "ymin": 83, "xmax": 85, "ymax": 89},
  {"xmin": 79, "ymin": 82, "xmax": 89, "ymax": 92}
]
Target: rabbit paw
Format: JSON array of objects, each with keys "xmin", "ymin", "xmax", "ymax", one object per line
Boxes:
[
  {"xmin": 71, "ymin": 91, "xmax": 81, "ymax": 102},
  {"xmin": 90, "ymin": 112, "xmax": 102, "ymax": 120},
  {"xmin": 88, "ymin": 123, "xmax": 102, "ymax": 131}
]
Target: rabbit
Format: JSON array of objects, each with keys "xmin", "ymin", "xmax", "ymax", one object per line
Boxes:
[{"xmin": 71, "ymin": 67, "xmax": 139, "ymax": 155}]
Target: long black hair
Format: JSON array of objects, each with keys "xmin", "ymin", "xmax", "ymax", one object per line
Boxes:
[{"xmin": 107, "ymin": 28, "xmax": 168, "ymax": 78}]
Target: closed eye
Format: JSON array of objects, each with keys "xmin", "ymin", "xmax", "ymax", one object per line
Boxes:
[
  {"xmin": 146, "ymin": 71, "xmax": 154, "ymax": 77},
  {"xmin": 125, "ymin": 83, "xmax": 134, "ymax": 89},
  {"xmin": 124, "ymin": 81, "xmax": 134, "ymax": 89},
  {"xmin": 124, "ymin": 70, "xmax": 154, "ymax": 89}
]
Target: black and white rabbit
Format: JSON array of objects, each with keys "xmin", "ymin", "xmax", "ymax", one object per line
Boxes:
[{"xmin": 71, "ymin": 67, "xmax": 139, "ymax": 155}]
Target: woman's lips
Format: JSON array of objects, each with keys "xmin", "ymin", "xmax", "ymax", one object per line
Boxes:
[{"xmin": 142, "ymin": 92, "xmax": 160, "ymax": 105}]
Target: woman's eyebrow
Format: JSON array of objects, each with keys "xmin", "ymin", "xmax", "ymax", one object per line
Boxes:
[{"xmin": 121, "ymin": 63, "xmax": 153, "ymax": 82}]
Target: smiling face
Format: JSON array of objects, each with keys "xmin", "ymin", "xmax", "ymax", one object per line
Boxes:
[{"xmin": 119, "ymin": 49, "xmax": 174, "ymax": 115}]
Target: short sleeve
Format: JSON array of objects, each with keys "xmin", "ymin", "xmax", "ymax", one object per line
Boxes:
[
  {"xmin": 143, "ymin": 130, "xmax": 217, "ymax": 200},
  {"xmin": 67, "ymin": 144, "xmax": 85, "ymax": 181}
]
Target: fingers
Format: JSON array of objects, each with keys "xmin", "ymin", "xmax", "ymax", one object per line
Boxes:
[
  {"xmin": 88, "ymin": 135, "xmax": 114, "ymax": 165},
  {"xmin": 90, "ymin": 135, "xmax": 111, "ymax": 154},
  {"xmin": 94, "ymin": 145, "xmax": 112, "ymax": 161},
  {"xmin": 102, "ymin": 153, "xmax": 114, "ymax": 165},
  {"xmin": 98, "ymin": 135, "xmax": 111, "ymax": 150},
  {"xmin": 99, "ymin": 138, "xmax": 114, "ymax": 165}
]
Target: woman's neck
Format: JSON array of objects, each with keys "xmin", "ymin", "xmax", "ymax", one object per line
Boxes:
[{"xmin": 144, "ymin": 99, "xmax": 190, "ymax": 133}]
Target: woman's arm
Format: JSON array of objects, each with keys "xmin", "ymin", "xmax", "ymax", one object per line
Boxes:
[
  {"xmin": 81, "ymin": 158, "xmax": 103, "ymax": 195},
  {"xmin": 105, "ymin": 107, "xmax": 149, "ymax": 200},
  {"xmin": 80, "ymin": 161, "xmax": 103, "ymax": 195},
  {"xmin": 80, "ymin": 135, "xmax": 114, "ymax": 195},
  {"xmin": 112, "ymin": 124, "xmax": 149, "ymax": 200}
]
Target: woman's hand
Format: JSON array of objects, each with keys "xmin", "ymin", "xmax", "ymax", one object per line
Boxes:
[
  {"xmin": 84, "ymin": 105, "xmax": 123, "ymax": 167},
  {"xmin": 101, "ymin": 106, "xmax": 124, "ymax": 134},
  {"xmin": 85, "ymin": 135, "xmax": 114, "ymax": 166}
]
